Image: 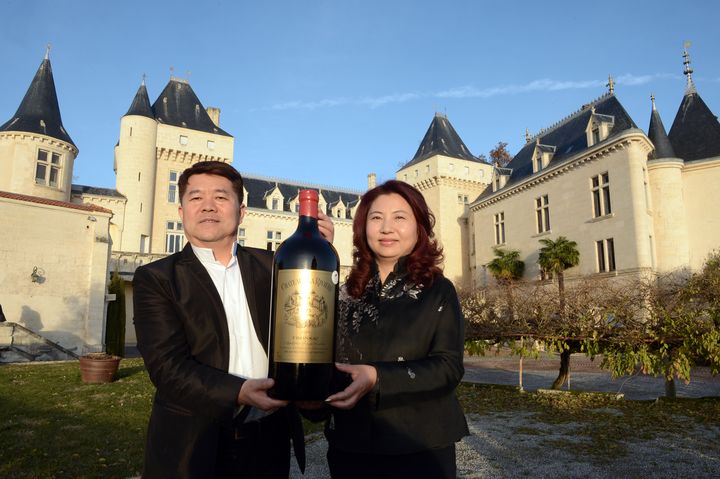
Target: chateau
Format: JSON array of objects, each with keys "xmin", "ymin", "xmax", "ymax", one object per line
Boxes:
[{"xmin": 1, "ymin": 46, "xmax": 718, "ymax": 359}]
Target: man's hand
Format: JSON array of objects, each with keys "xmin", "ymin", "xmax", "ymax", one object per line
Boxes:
[
  {"xmin": 324, "ymin": 363, "xmax": 377, "ymax": 410},
  {"xmin": 318, "ymin": 211, "xmax": 335, "ymax": 243},
  {"xmin": 238, "ymin": 378, "xmax": 289, "ymax": 411}
]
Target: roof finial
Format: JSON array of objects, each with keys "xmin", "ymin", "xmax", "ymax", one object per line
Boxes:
[
  {"xmin": 606, "ymin": 74, "xmax": 615, "ymax": 94},
  {"xmin": 45, "ymin": 43, "xmax": 51, "ymax": 60},
  {"xmin": 141, "ymin": 73, "xmax": 147, "ymax": 86},
  {"xmin": 525, "ymin": 128, "xmax": 531, "ymax": 143},
  {"xmin": 650, "ymin": 93, "xmax": 656, "ymax": 111},
  {"xmin": 169, "ymin": 66, "xmax": 175, "ymax": 80},
  {"xmin": 682, "ymin": 41, "xmax": 696, "ymax": 94}
]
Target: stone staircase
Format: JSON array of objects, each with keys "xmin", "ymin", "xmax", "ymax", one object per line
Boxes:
[{"xmin": 0, "ymin": 322, "xmax": 79, "ymax": 362}]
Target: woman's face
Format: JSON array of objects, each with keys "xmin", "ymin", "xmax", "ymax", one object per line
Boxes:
[{"xmin": 365, "ymin": 193, "xmax": 418, "ymax": 266}]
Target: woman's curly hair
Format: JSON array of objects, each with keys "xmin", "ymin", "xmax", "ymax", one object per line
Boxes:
[{"xmin": 346, "ymin": 180, "xmax": 444, "ymax": 298}]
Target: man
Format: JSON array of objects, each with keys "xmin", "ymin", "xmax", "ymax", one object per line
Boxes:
[{"xmin": 133, "ymin": 161, "xmax": 334, "ymax": 478}]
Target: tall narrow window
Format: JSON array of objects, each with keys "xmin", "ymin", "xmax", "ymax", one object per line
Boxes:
[
  {"xmin": 591, "ymin": 172, "xmax": 612, "ymax": 217},
  {"xmin": 35, "ymin": 150, "xmax": 61, "ymax": 187},
  {"xmin": 272, "ymin": 198, "xmax": 279, "ymax": 210},
  {"xmin": 494, "ymin": 212, "xmax": 505, "ymax": 245},
  {"xmin": 266, "ymin": 231, "xmax": 282, "ymax": 251},
  {"xmin": 168, "ymin": 171, "xmax": 179, "ymax": 203},
  {"xmin": 596, "ymin": 238, "xmax": 616, "ymax": 273},
  {"xmin": 535, "ymin": 195, "xmax": 550, "ymax": 233},
  {"xmin": 592, "ymin": 127, "xmax": 600, "ymax": 144},
  {"xmin": 166, "ymin": 221, "xmax": 185, "ymax": 253},
  {"xmin": 237, "ymin": 227, "xmax": 246, "ymax": 247}
]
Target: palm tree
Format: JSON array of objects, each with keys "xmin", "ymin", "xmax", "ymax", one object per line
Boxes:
[
  {"xmin": 487, "ymin": 247, "xmax": 526, "ymax": 389},
  {"xmin": 538, "ymin": 236, "xmax": 580, "ymax": 312},
  {"xmin": 486, "ymin": 247, "xmax": 525, "ymax": 315},
  {"xmin": 537, "ymin": 236, "xmax": 580, "ymax": 389}
]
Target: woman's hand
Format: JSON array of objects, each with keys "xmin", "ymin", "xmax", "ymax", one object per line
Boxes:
[
  {"xmin": 318, "ymin": 211, "xmax": 335, "ymax": 243},
  {"xmin": 324, "ymin": 363, "xmax": 378, "ymax": 410}
]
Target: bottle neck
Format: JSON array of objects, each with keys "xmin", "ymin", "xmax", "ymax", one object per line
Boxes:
[{"xmin": 299, "ymin": 198, "xmax": 318, "ymax": 218}]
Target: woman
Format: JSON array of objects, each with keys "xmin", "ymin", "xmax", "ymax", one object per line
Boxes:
[{"xmin": 324, "ymin": 180, "xmax": 469, "ymax": 478}]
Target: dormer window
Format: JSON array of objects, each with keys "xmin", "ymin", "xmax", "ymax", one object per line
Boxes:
[
  {"xmin": 492, "ymin": 167, "xmax": 512, "ymax": 192},
  {"xmin": 265, "ymin": 185, "xmax": 284, "ymax": 211},
  {"xmin": 532, "ymin": 142, "xmax": 556, "ymax": 173},
  {"xmin": 586, "ymin": 110, "xmax": 615, "ymax": 146}
]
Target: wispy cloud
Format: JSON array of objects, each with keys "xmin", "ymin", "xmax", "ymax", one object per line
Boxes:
[{"xmin": 262, "ymin": 73, "xmax": 677, "ymax": 111}]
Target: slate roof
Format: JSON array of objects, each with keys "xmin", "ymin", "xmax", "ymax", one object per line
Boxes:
[
  {"xmin": 0, "ymin": 55, "xmax": 75, "ymax": 147},
  {"xmin": 71, "ymin": 184, "xmax": 127, "ymax": 199},
  {"xmin": 402, "ymin": 113, "xmax": 482, "ymax": 169},
  {"xmin": 476, "ymin": 93, "xmax": 637, "ymax": 202},
  {"xmin": 124, "ymin": 81, "xmax": 154, "ymax": 119},
  {"xmin": 241, "ymin": 174, "xmax": 362, "ymax": 220},
  {"xmin": 667, "ymin": 91, "xmax": 720, "ymax": 162},
  {"xmin": 648, "ymin": 101, "xmax": 676, "ymax": 159},
  {"xmin": 151, "ymin": 78, "xmax": 231, "ymax": 137}
]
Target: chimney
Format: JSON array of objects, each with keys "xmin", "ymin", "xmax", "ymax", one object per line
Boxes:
[
  {"xmin": 206, "ymin": 107, "xmax": 221, "ymax": 127},
  {"xmin": 367, "ymin": 173, "xmax": 377, "ymax": 190}
]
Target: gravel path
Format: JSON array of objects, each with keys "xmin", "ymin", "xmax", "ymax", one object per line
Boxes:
[{"xmin": 291, "ymin": 412, "xmax": 720, "ymax": 478}]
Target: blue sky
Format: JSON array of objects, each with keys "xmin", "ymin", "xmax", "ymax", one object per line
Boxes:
[{"xmin": 2, "ymin": 0, "xmax": 719, "ymax": 192}]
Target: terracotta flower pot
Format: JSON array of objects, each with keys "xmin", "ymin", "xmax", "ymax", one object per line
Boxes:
[{"xmin": 79, "ymin": 353, "xmax": 121, "ymax": 383}]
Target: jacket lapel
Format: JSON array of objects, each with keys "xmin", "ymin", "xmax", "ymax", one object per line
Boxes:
[
  {"xmin": 177, "ymin": 244, "xmax": 231, "ymax": 370},
  {"xmin": 237, "ymin": 247, "xmax": 271, "ymax": 354}
]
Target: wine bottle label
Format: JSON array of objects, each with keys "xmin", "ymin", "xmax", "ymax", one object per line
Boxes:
[{"xmin": 273, "ymin": 269, "xmax": 336, "ymax": 363}]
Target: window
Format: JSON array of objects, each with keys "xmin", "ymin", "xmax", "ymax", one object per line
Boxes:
[
  {"xmin": 449, "ymin": 163, "xmax": 455, "ymax": 171},
  {"xmin": 494, "ymin": 212, "xmax": 505, "ymax": 245},
  {"xmin": 35, "ymin": 149, "xmax": 61, "ymax": 187},
  {"xmin": 591, "ymin": 173, "xmax": 611, "ymax": 217},
  {"xmin": 534, "ymin": 154, "xmax": 543, "ymax": 173},
  {"xmin": 207, "ymin": 140, "xmax": 215, "ymax": 150},
  {"xmin": 179, "ymin": 135, "xmax": 188, "ymax": 145},
  {"xmin": 266, "ymin": 231, "xmax": 282, "ymax": 251},
  {"xmin": 592, "ymin": 128, "xmax": 600, "ymax": 145},
  {"xmin": 237, "ymin": 227, "xmax": 246, "ymax": 247},
  {"xmin": 596, "ymin": 238, "xmax": 616, "ymax": 273},
  {"xmin": 140, "ymin": 234, "xmax": 149, "ymax": 254},
  {"xmin": 426, "ymin": 165, "xmax": 430, "ymax": 174},
  {"xmin": 535, "ymin": 195, "xmax": 550, "ymax": 233},
  {"xmin": 166, "ymin": 221, "xmax": 185, "ymax": 253},
  {"xmin": 272, "ymin": 198, "xmax": 279, "ymax": 210},
  {"xmin": 457, "ymin": 194, "xmax": 469, "ymax": 204},
  {"xmin": 464, "ymin": 166, "xmax": 470, "ymax": 175},
  {"xmin": 414, "ymin": 169, "xmax": 419, "ymax": 178},
  {"xmin": 168, "ymin": 171, "xmax": 179, "ymax": 203}
]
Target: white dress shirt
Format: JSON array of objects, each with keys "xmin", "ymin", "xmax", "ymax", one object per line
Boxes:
[{"xmin": 191, "ymin": 244, "xmax": 268, "ymax": 380}]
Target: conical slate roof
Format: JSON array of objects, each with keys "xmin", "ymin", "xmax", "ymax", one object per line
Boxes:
[
  {"xmin": 151, "ymin": 78, "xmax": 231, "ymax": 137},
  {"xmin": 0, "ymin": 54, "xmax": 75, "ymax": 147},
  {"xmin": 648, "ymin": 99, "xmax": 676, "ymax": 159},
  {"xmin": 668, "ymin": 91, "xmax": 720, "ymax": 162},
  {"xmin": 402, "ymin": 113, "xmax": 478, "ymax": 169},
  {"xmin": 125, "ymin": 80, "xmax": 154, "ymax": 118}
]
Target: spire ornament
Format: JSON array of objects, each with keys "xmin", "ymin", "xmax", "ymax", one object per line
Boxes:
[
  {"xmin": 45, "ymin": 43, "xmax": 51, "ymax": 60},
  {"xmin": 525, "ymin": 128, "xmax": 531, "ymax": 143},
  {"xmin": 606, "ymin": 75, "xmax": 615, "ymax": 94},
  {"xmin": 682, "ymin": 41, "xmax": 696, "ymax": 95},
  {"xmin": 651, "ymin": 93, "xmax": 656, "ymax": 111}
]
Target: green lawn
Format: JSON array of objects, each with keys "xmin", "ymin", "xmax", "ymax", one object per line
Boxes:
[{"xmin": 1, "ymin": 359, "xmax": 718, "ymax": 478}]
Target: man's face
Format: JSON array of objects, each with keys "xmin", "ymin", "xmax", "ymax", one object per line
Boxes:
[{"xmin": 178, "ymin": 173, "xmax": 245, "ymax": 250}]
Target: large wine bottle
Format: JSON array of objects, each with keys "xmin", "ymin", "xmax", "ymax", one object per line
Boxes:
[{"xmin": 268, "ymin": 189, "xmax": 340, "ymax": 400}]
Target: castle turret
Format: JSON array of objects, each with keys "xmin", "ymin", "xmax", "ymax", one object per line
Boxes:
[
  {"xmin": 397, "ymin": 113, "xmax": 493, "ymax": 286},
  {"xmin": 646, "ymin": 94, "xmax": 689, "ymax": 272},
  {"xmin": 0, "ymin": 48, "xmax": 78, "ymax": 201},
  {"xmin": 114, "ymin": 78, "xmax": 158, "ymax": 253}
]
